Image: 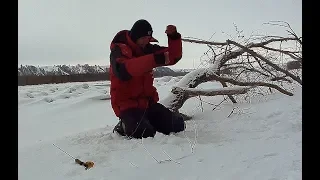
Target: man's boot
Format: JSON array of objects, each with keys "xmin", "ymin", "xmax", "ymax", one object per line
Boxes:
[{"xmin": 112, "ymin": 119, "xmax": 126, "ymax": 136}]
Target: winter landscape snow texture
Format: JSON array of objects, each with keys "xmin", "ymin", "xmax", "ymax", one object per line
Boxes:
[{"xmin": 18, "ymin": 76, "xmax": 302, "ymax": 180}]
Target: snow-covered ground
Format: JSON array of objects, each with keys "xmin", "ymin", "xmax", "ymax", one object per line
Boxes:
[{"xmin": 18, "ymin": 76, "xmax": 302, "ymax": 180}]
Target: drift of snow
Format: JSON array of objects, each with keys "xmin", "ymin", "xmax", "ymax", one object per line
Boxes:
[{"xmin": 18, "ymin": 77, "xmax": 301, "ymax": 180}]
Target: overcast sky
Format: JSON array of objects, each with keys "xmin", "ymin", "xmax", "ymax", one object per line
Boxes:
[{"xmin": 18, "ymin": 0, "xmax": 301, "ymax": 69}]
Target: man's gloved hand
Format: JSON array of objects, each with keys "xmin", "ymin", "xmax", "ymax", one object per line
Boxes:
[
  {"xmin": 165, "ymin": 25, "xmax": 180, "ymax": 40},
  {"xmin": 165, "ymin": 25, "xmax": 177, "ymax": 35},
  {"xmin": 153, "ymin": 25, "xmax": 180, "ymax": 66}
]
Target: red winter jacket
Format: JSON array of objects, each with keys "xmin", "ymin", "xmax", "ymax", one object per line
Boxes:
[{"xmin": 109, "ymin": 30, "xmax": 182, "ymax": 117}]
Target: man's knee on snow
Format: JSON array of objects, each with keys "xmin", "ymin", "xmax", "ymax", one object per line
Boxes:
[
  {"xmin": 146, "ymin": 103, "xmax": 186, "ymax": 135},
  {"xmin": 125, "ymin": 120, "xmax": 156, "ymax": 139},
  {"xmin": 120, "ymin": 108, "xmax": 156, "ymax": 139},
  {"xmin": 172, "ymin": 112, "xmax": 186, "ymax": 133},
  {"xmin": 156, "ymin": 112, "xmax": 186, "ymax": 135}
]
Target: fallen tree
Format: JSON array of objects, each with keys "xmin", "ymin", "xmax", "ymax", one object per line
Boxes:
[{"xmin": 160, "ymin": 21, "xmax": 302, "ymax": 115}]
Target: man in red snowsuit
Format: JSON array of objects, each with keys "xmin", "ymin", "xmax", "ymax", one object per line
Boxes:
[{"xmin": 109, "ymin": 19, "xmax": 186, "ymax": 138}]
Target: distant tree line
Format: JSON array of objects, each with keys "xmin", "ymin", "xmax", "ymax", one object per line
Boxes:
[
  {"xmin": 18, "ymin": 61, "xmax": 300, "ymax": 86},
  {"xmin": 18, "ymin": 64, "xmax": 190, "ymax": 86}
]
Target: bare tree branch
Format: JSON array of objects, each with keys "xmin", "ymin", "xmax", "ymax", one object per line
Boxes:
[
  {"xmin": 257, "ymin": 45, "xmax": 302, "ymax": 61},
  {"xmin": 219, "ymin": 81, "xmax": 237, "ymax": 103},
  {"xmin": 172, "ymin": 86, "xmax": 253, "ymax": 97},
  {"xmin": 162, "ymin": 22, "xmax": 301, "ymax": 114},
  {"xmin": 207, "ymin": 73, "xmax": 294, "ymax": 96},
  {"xmin": 181, "ymin": 38, "xmax": 227, "ymax": 46},
  {"xmin": 222, "ymin": 65, "xmax": 270, "ymax": 77},
  {"xmin": 168, "ymin": 86, "xmax": 253, "ymax": 110},
  {"xmin": 226, "ymin": 40, "xmax": 302, "ymax": 85}
]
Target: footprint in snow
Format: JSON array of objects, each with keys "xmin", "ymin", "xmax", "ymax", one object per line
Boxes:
[
  {"xmin": 26, "ymin": 93, "xmax": 34, "ymax": 98},
  {"xmin": 266, "ymin": 111, "xmax": 283, "ymax": 119},
  {"xmin": 68, "ymin": 87, "xmax": 77, "ymax": 93},
  {"xmin": 82, "ymin": 83, "xmax": 89, "ymax": 89},
  {"xmin": 41, "ymin": 92, "xmax": 49, "ymax": 96},
  {"xmin": 44, "ymin": 97, "xmax": 55, "ymax": 103},
  {"xmin": 60, "ymin": 94, "xmax": 71, "ymax": 99}
]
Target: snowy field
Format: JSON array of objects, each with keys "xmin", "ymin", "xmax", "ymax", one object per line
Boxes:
[{"xmin": 18, "ymin": 76, "xmax": 302, "ymax": 180}]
